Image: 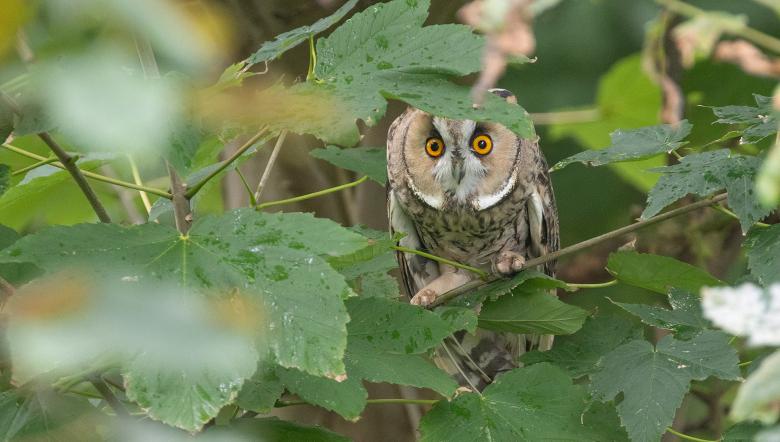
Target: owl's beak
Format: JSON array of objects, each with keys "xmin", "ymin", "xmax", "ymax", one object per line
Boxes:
[{"xmin": 451, "ymin": 159, "xmax": 465, "ymax": 184}]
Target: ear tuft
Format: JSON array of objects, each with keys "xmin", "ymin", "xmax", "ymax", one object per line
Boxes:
[{"xmin": 488, "ymin": 88, "xmax": 517, "ymax": 105}]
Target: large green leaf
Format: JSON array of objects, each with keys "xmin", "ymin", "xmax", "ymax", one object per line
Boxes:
[
  {"xmin": 0, "ymin": 210, "xmax": 369, "ymax": 379},
  {"xmin": 0, "ymin": 225, "xmax": 38, "ymax": 286},
  {"xmin": 552, "ymin": 121, "xmax": 691, "ymax": 171},
  {"xmin": 709, "ymin": 94, "xmax": 777, "ymax": 144},
  {"xmin": 478, "ymin": 290, "xmax": 589, "ymax": 335},
  {"xmin": 521, "ymin": 315, "xmax": 643, "ymax": 378},
  {"xmin": 310, "ymin": 145, "xmax": 387, "ymax": 185},
  {"xmin": 612, "ymin": 288, "xmax": 710, "ymax": 338},
  {"xmin": 259, "ymin": 0, "xmax": 534, "ymax": 146},
  {"xmin": 732, "ymin": 350, "xmax": 780, "ymax": 424},
  {"xmin": 745, "ymin": 223, "xmax": 780, "ymax": 285},
  {"xmin": 548, "ymin": 54, "xmax": 664, "ymax": 191},
  {"xmin": 642, "ymin": 149, "xmax": 770, "ymax": 233},
  {"xmin": 606, "ymin": 251, "xmax": 723, "ymax": 294},
  {"xmin": 591, "ymin": 331, "xmax": 740, "ymax": 442},
  {"xmin": 276, "ymin": 366, "xmax": 367, "ymax": 421},
  {"xmin": 235, "ymin": 359, "xmax": 284, "ymax": 413},
  {"xmin": 246, "ymin": 0, "xmax": 358, "ymax": 66},
  {"xmin": 419, "ymin": 363, "xmax": 628, "ymax": 441}
]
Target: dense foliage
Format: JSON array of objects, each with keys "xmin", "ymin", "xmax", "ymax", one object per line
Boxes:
[{"xmin": 0, "ymin": 0, "xmax": 779, "ymax": 441}]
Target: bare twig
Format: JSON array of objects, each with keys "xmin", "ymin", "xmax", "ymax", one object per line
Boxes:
[
  {"xmin": 254, "ymin": 130, "xmax": 288, "ymax": 203},
  {"xmin": 167, "ymin": 163, "xmax": 192, "ymax": 234},
  {"xmin": 428, "ymin": 193, "xmax": 729, "ymax": 308}
]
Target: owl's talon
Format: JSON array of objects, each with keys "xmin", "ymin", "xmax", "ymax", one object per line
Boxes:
[
  {"xmin": 494, "ymin": 251, "xmax": 526, "ymax": 275},
  {"xmin": 410, "ymin": 288, "xmax": 438, "ymax": 306}
]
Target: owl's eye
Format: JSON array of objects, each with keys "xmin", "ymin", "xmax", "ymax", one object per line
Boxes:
[
  {"xmin": 471, "ymin": 134, "xmax": 493, "ymax": 155},
  {"xmin": 425, "ymin": 137, "xmax": 445, "ymax": 158}
]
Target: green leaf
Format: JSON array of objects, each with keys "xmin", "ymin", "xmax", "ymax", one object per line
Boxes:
[
  {"xmin": 0, "ymin": 225, "xmax": 38, "ymax": 288},
  {"xmin": 310, "ymin": 145, "xmax": 387, "ymax": 185},
  {"xmin": 521, "ymin": 315, "xmax": 643, "ymax": 378},
  {"xmin": 591, "ymin": 331, "xmax": 740, "ymax": 442},
  {"xmin": 246, "ymin": 0, "xmax": 358, "ymax": 66},
  {"xmin": 745, "ymin": 223, "xmax": 780, "ymax": 285},
  {"xmin": 606, "ymin": 251, "xmax": 723, "ymax": 294},
  {"xmin": 452, "ymin": 270, "xmax": 568, "ymax": 308},
  {"xmin": 435, "ymin": 307, "xmax": 478, "ymax": 335},
  {"xmin": 552, "ymin": 121, "xmax": 691, "ymax": 171},
  {"xmin": 612, "ymin": 288, "xmax": 710, "ymax": 338},
  {"xmin": 236, "ymin": 359, "xmax": 284, "ymax": 413},
  {"xmin": 709, "ymin": 94, "xmax": 777, "ymax": 144},
  {"xmin": 732, "ymin": 350, "xmax": 780, "ymax": 424},
  {"xmin": 478, "ymin": 289, "xmax": 589, "ymax": 335},
  {"xmin": 419, "ymin": 363, "xmax": 627, "ymax": 442},
  {"xmin": 722, "ymin": 421, "xmax": 767, "ymax": 442},
  {"xmin": 203, "ymin": 417, "xmax": 349, "ymax": 442},
  {"xmin": 165, "ymin": 120, "xmax": 203, "ymax": 175},
  {"xmin": 260, "ymin": 0, "xmax": 534, "ymax": 145},
  {"xmin": 642, "ymin": 149, "xmax": 770, "ymax": 233},
  {"xmin": 0, "ymin": 388, "xmax": 106, "ymax": 442},
  {"xmin": 0, "ymin": 165, "xmax": 8, "ymax": 198},
  {"xmin": 0, "ymin": 210, "xmax": 370, "ymax": 378},
  {"xmin": 350, "ymin": 271, "xmax": 400, "ymax": 298},
  {"xmin": 277, "ymin": 366, "xmax": 367, "ymax": 421},
  {"xmin": 0, "ymin": 100, "xmax": 13, "ymax": 142},
  {"xmin": 548, "ymin": 54, "xmax": 664, "ymax": 191}
]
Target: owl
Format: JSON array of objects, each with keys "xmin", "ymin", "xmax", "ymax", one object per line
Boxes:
[{"xmin": 386, "ymin": 89, "xmax": 559, "ymax": 390}]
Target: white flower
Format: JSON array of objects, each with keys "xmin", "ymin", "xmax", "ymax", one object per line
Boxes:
[{"xmin": 701, "ymin": 283, "xmax": 780, "ymax": 347}]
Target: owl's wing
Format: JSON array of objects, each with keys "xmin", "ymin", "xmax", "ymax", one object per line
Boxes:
[
  {"xmin": 387, "ymin": 188, "xmax": 440, "ymax": 297},
  {"xmin": 526, "ymin": 152, "xmax": 560, "ymax": 277}
]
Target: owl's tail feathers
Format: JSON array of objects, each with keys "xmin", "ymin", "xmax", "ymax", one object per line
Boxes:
[{"xmin": 433, "ymin": 331, "xmax": 555, "ymax": 392}]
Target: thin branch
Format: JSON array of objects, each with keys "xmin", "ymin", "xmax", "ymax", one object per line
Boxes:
[
  {"xmin": 530, "ymin": 108, "xmax": 601, "ymax": 125},
  {"xmin": 710, "ymin": 203, "xmax": 770, "ymax": 228},
  {"xmin": 100, "ymin": 165, "xmax": 145, "ymax": 224},
  {"xmin": 127, "ymin": 154, "xmax": 153, "ymax": 214},
  {"xmin": 2, "ymin": 144, "xmax": 172, "ymax": 198},
  {"xmin": 254, "ymin": 130, "xmax": 288, "ymax": 203},
  {"xmin": 255, "ymin": 175, "xmax": 368, "ymax": 211},
  {"xmin": 665, "ymin": 427, "xmax": 718, "ymax": 442},
  {"xmin": 428, "ymin": 193, "xmax": 729, "ymax": 308},
  {"xmin": 566, "ymin": 279, "xmax": 618, "ymax": 290},
  {"xmin": 1, "ymin": 92, "xmax": 112, "ymax": 223},
  {"xmin": 11, "ymin": 157, "xmax": 57, "ymax": 176},
  {"xmin": 167, "ymin": 163, "xmax": 192, "ymax": 234},
  {"xmin": 234, "ymin": 168, "xmax": 257, "ymax": 206},
  {"xmin": 655, "ymin": 0, "xmax": 780, "ymax": 55},
  {"xmin": 185, "ymin": 129, "xmax": 268, "ymax": 198},
  {"xmin": 89, "ymin": 376, "xmax": 129, "ymax": 418},
  {"xmin": 391, "ymin": 245, "xmax": 488, "ymax": 279},
  {"xmin": 276, "ymin": 398, "xmax": 438, "ymax": 408}
]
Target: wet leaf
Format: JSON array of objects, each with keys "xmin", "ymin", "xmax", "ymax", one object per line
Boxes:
[
  {"xmin": 553, "ymin": 120, "xmax": 691, "ymax": 170},
  {"xmin": 419, "ymin": 363, "xmax": 628, "ymax": 441},
  {"xmin": 607, "ymin": 251, "xmax": 723, "ymax": 294},
  {"xmin": 708, "ymin": 94, "xmax": 777, "ymax": 144},
  {"xmin": 521, "ymin": 315, "xmax": 643, "ymax": 378},
  {"xmin": 310, "ymin": 145, "xmax": 387, "ymax": 185},
  {"xmin": 452, "ymin": 270, "xmax": 568, "ymax": 308},
  {"xmin": 478, "ymin": 288, "xmax": 589, "ymax": 335},
  {"xmin": 745, "ymin": 223, "xmax": 780, "ymax": 285},
  {"xmin": 276, "ymin": 366, "xmax": 367, "ymax": 421},
  {"xmin": 642, "ymin": 149, "xmax": 769, "ymax": 233},
  {"xmin": 236, "ymin": 359, "xmax": 284, "ymax": 413},
  {"xmin": 591, "ymin": 331, "xmax": 740, "ymax": 442}
]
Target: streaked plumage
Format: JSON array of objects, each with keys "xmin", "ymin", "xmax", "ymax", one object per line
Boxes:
[{"xmin": 386, "ymin": 89, "xmax": 559, "ymax": 390}]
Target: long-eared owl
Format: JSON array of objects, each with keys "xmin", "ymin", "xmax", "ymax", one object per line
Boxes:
[{"xmin": 386, "ymin": 89, "xmax": 559, "ymax": 390}]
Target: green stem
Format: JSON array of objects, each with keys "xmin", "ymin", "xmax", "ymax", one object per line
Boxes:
[
  {"xmin": 185, "ymin": 129, "xmax": 267, "ymax": 198},
  {"xmin": 306, "ymin": 35, "xmax": 317, "ymax": 81},
  {"xmin": 711, "ymin": 203, "xmax": 770, "ymax": 228},
  {"xmin": 566, "ymin": 279, "xmax": 618, "ymax": 290},
  {"xmin": 2, "ymin": 144, "xmax": 172, "ymax": 198},
  {"xmin": 255, "ymin": 175, "xmax": 369, "ymax": 210},
  {"xmin": 235, "ymin": 168, "xmax": 257, "ymax": 206},
  {"xmin": 276, "ymin": 398, "xmax": 438, "ymax": 408},
  {"xmin": 738, "ymin": 360, "xmax": 752, "ymax": 367},
  {"xmin": 11, "ymin": 157, "xmax": 57, "ymax": 176},
  {"xmin": 655, "ymin": 0, "xmax": 780, "ymax": 54},
  {"xmin": 665, "ymin": 427, "xmax": 719, "ymax": 442},
  {"xmin": 391, "ymin": 245, "xmax": 488, "ymax": 279}
]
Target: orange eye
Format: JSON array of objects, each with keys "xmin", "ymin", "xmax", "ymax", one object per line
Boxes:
[
  {"xmin": 425, "ymin": 137, "xmax": 445, "ymax": 158},
  {"xmin": 472, "ymin": 134, "xmax": 493, "ymax": 155}
]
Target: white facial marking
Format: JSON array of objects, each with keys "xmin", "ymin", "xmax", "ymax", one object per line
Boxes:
[
  {"xmin": 475, "ymin": 170, "xmax": 518, "ymax": 210},
  {"xmin": 407, "ymin": 176, "xmax": 443, "ymax": 209}
]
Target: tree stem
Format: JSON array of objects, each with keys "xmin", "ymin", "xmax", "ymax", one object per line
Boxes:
[
  {"xmin": 655, "ymin": 0, "xmax": 780, "ymax": 54},
  {"xmin": 2, "ymin": 144, "xmax": 172, "ymax": 198},
  {"xmin": 428, "ymin": 193, "xmax": 729, "ymax": 308},
  {"xmin": 391, "ymin": 245, "xmax": 488, "ymax": 279},
  {"xmin": 254, "ymin": 130, "xmax": 288, "ymax": 203},
  {"xmin": 256, "ymin": 175, "xmax": 368, "ymax": 210},
  {"xmin": 185, "ymin": 129, "xmax": 268, "ymax": 199},
  {"xmin": 167, "ymin": 163, "xmax": 192, "ymax": 234}
]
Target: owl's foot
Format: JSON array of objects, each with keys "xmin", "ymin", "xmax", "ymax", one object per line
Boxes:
[
  {"xmin": 494, "ymin": 251, "xmax": 526, "ymax": 275},
  {"xmin": 410, "ymin": 288, "xmax": 438, "ymax": 307}
]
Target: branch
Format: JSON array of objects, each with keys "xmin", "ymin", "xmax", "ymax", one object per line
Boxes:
[
  {"xmin": 665, "ymin": 427, "xmax": 718, "ymax": 442},
  {"xmin": 276, "ymin": 398, "xmax": 438, "ymax": 408},
  {"xmin": 428, "ymin": 193, "xmax": 729, "ymax": 308},
  {"xmin": 10, "ymin": 157, "xmax": 57, "ymax": 176},
  {"xmin": 391, "ymin": 245, "xmax": 488, "ymax": 279},
  {"xmin": 655, "ymin": 0, "xmax": 780, "ymax": 55},
  {"xmin": 254, "ymin": 130, "xmax": 288, "ymax": 203},
  {"xmin": 185, "ymin": 129, "xmax": 268, "ymax": 199},
  {"xmin": 127, "ymin": 154, "xmax": 153, "ymax": 214},
  {"xmin": 2, "ymin": 144, "xmax": 172, "ymax": 198},
  {"xmin": 1, "ymin": 92, "xmax": 112, "ymax": 223},
  {"xmin": 255, "ymin": 175, "xmax": 368, "ymax": 211},
  {"xmin": 167, "ymin": 163, "xmax": 192, "ymax": 234}
]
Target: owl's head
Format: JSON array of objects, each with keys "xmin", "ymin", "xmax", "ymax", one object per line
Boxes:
[{"xmin": 388, "ymin": 90, "xmax": 535, "ymax": 211}]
